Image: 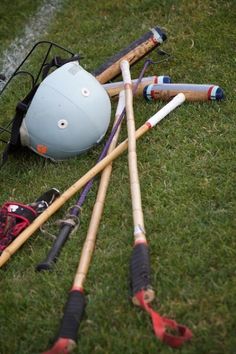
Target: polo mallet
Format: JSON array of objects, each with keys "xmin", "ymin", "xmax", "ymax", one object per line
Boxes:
[
  {"xmin": 120, "ymin": 60, "xmax": 192, "ymax": 348},
  {"xmin": 143, "ymin": 82, "xmax": 224, "ymax": 101},
  {"xmin": 0, "ymin": 93, "xmax": 186, "ymax": 268},
  {"xmin": 93, "ymin": 26, "xmax": 166, "ymax": 84},
  {"xmin": 42, "ymin": 91, "xmax": 125, "ymax": 354},
  {"xmin": 105, "ymin": 80, "xmax": 224, "ymax": 101},
  {"xmin": 36, "ymin": 59, "xmax": 152, "ymax": 271},
  {"xmin": 103, "ymin": 75, "xmax": 171, "ymax": 99}
]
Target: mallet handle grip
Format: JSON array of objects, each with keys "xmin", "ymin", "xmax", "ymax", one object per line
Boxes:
[
  {"xmin": 130, "ymin": 243, "xmax": 153, "ymax": 299},
  {"xmin": 36, "ymin": 223, "xmax": 73, "ymax": 271},
  {"xmin": 42, "ymin": 289, "xmax": 86, "ymax": 354}
]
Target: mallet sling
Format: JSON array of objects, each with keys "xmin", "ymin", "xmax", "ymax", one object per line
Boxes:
[{"xmin": 121, "ymin": 59, "xmax": 192, "ymax": 348}]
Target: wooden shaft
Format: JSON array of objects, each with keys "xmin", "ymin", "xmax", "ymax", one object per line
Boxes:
[
  {"xmin": 73, "ymin": 165, "xmax": 112, "ymax": 288},
  {"xmin": 96, "ymin": 37, "xmax": 155, "ymax": 84},
  {"xmin": 121, "ymin": 60, "xmax": 146, "ymax": 243},
  {"xmin": 148, "ymin": 88, "xmax": 210, "ymax": 102},
  {"xmin": 94, "ymin": 27, "xmax": 165, "ymax": 84},
  {"xmin": 73, "ymin": 93, "xmax": 125, "ymax": 289},
  {"xmin": 126, "ymin": 88, "xmax": 145, "ymax": 234},
  {"xmin": 104, "ymin": 76, "xmax": 156, "ymax": 98},
  {"xmin": 0, "ymin": 123, "xmax": 149, "ymax": 267}
]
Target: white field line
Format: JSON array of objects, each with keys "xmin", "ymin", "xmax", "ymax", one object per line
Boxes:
[{"xmin": 0, "ymin": 0, "xmax": 64, "ymax": 91}]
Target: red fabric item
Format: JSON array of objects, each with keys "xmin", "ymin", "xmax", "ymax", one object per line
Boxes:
[
  {"xmin": 42, "ymin": 338, "xmax": 75, "ymax": 354},
  {"xmin": 0, "ymin": 202, "xmax": 37, "ymax": 253},
  {"xmin": 135, "ymin": 290, "xmax": 193, "ymax": 348}
]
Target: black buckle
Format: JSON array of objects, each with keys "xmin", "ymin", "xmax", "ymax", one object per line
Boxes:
[{"xmin": 16, "ymin": 101, "xmax": 28, "ymax": 113}]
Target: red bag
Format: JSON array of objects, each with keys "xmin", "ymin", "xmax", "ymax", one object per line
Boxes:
[
  {"xmin": 0, "ymin": 202, "xmax": 37, "ymax": 253},
  {"xmin": 0, "ymin": 188, "xmax": 60, "ymax": 253}
]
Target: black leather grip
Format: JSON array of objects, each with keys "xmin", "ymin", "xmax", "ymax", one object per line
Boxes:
[
  {"xmin": 56, "ymin": 289, "xmax": 86, "ymax": 341},
  {"xmin": 130, "ymin": 243, "xmax": 152, "ymax": 296},
  {"xmin": 36, "ymin": 224, "xmax": 73, "ymax": 271}
]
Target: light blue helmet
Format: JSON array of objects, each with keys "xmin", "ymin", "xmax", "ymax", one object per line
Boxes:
[{"xmin": 20, "ymin": 61, "xmax": 111, "ymax": 160}]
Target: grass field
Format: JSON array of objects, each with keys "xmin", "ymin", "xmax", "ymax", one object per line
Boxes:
[{"xmin": 0, "ymin": 1, "xmax": 235, "ymax": 353}]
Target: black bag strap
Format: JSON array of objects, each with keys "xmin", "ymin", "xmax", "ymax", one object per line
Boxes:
[
  {"xmin": 2, "ymin": 202, "xmax": 37, "ymax": 223},
  {"xmin": 42, "ymin": 54, "xmax": 81, "ymax": 79},
  {"xmin": 1, "ymin": 84, "xmax": 39, "ymax": 167}
]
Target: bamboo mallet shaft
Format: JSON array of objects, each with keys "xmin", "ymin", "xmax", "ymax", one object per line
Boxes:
[
  {"xmin": 73, "ymin": 91, "xmax": 125, "ymax": 289},
  {"xmin": 0, "ymin": 93, "xmax": 185, "ymax": 268},
  {"xmin": 94, "ymin": 27, "xmax": 165, "ymax": 84},
  {"xmin": 120, "ymin": 60, "xmax": 146, "ymax": 242},
  {"xmin": 104, "ymin": 76, "xmax": 157, "ymax": 98}
]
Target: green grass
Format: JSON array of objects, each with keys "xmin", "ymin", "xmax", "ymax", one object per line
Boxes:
[
  {"xmin": 0, "ymin": 0, "xmax": 236, "ymax": 353},
  {"xmin": 0, "ymin": 0, "xmax": 43, "ymax": 56}
]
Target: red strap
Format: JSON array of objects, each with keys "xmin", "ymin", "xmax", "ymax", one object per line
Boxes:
[
  {"xmin": 42, "ymin": 338, "xmax": 75, "ymax": 354},
  {"xmin": 135, "ymin": 290, "xmax": 192, "ymax": 348}
]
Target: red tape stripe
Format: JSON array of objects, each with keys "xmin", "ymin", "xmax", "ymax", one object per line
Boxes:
[
  {"xmin": 207, "ymin": 86, "xmax": 213, "ymax": 100},
  {"xmin": 135, "ymin": 290, "xmax": 192, "ymax": 348}
]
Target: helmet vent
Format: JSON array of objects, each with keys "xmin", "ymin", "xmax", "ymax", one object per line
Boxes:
[
  {"xmin": 58, "ymin": 119, "xmax": 68, "ymax": 129},
  {"xmin": 81, "ymin": 88, "xmax": 90, "ymax": 97}
]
